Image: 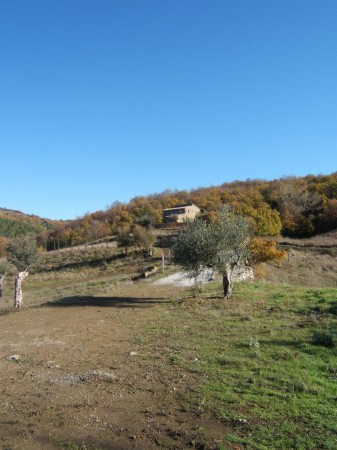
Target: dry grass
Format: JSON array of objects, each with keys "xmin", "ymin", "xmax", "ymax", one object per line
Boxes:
[
  {"xmin": 264, "ymin": 249, "xmax": 337, "ymax": 288},
  {"xmin": 277, "ymin": 229, "xmax": 337, "ymax": 248},
  {"xmin": 0, "ymin": 248, "xmax": 174, "ymax": 314}
]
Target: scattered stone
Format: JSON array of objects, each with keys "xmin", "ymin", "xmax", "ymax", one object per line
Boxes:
[
  {"xmin": 129, "ymin": 351, "xmax": 138, "ymax": 356},
  {"xmin": 154, "ymin": 269, "xmax": 214, "ymax": 287},
  {"xmin": 89, "ymin": 414, "xmax": 101, "ymax": 422},
  {"xmin": 231, "ymin": 418, "xmax": 248, "ymax": 426},
  {"xmin": 233, "ymin": 266, "xmax": 254, "ymax": 282},
  {"xmin": 142, "ymin": 266, "xmax": 158, "ymax": 279},
  {"xmin": 51, "ymin": 370, "xmax": 117, "ymax": 385},
  {"xmin": 7, "ymin": 355, "xmax": 21, "ymax": 362},
  {"xmin": 46, "ymin": 360, "xmax": 61, "ymax": 369},
  {"xmin": 155, "ymin": 266, "xmax": 254, "ymax": 287}
]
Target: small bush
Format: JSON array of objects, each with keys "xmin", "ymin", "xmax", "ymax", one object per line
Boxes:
[{"xmin": 248, "ymin": 337, "xmax": 260, "ymax": 349}]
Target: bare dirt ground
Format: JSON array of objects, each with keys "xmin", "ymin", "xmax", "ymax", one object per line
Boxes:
[{"xmin": 0, "ymin": 283, "xmax": 223, "ymax": 450}]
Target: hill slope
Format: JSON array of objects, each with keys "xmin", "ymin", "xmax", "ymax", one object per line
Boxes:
[
  {"xmin": 41, "ymin": 171, "xmax": 337, "ymax": 250},
  {"xmin": 3, "ymin": 171, "xmax": 337, "ymax": 242},
  {"xmin": 0, "ymin": 207, "xmax": 63, "ymax": 237}
]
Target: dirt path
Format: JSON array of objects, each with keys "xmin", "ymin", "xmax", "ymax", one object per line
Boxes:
[{"xmin": 0, "ymin": 285, "xmax": 222, "ymax": 450}]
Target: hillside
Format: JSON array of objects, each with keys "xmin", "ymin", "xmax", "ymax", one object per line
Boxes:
[
  {"xmin": 3, "ymin": 171, "xmax": 337, "ymax": 245},
  {"xmin": 0, "ymin": 207, "xmax": 63, "ymax": 238},
  {"xmin": 38, "ymin": 172, "xmax": 337, "ymax": 251}
]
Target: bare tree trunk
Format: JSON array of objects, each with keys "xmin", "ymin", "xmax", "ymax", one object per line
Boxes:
[
  {"xmin": 14, "ymin": 272, "xmax": 28, "ymax": 309},
  {"xmin": 222, "ymin": 268, "xmax": 233, "ymax": 299},
  {"xmin": 0, "ymin": 275, "xmax": 5, "ymax": 298}
]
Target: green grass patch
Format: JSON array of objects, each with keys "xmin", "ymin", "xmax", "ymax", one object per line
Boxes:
[{"xmin": 146, "ymin": 281, "xmax": 337, "ymax": 449}]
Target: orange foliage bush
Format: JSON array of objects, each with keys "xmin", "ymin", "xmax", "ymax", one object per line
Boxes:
[{"xmin": 249, "ymin": 237, "xmax": 286, "ymax": 266}]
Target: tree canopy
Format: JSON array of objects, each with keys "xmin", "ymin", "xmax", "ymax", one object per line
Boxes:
[
  {"xmin": 7, "ymin": 235, "xmax": 39, "ymax": 271},
  {"xmin": 0, "ymin": 258, "xmax": 16, "ymax": 276},
  {"xmin": 173, "ymin": 206, "xmax": 252, "ymax": 298}
]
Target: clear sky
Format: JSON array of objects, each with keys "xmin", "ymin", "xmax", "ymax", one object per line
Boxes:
[{"xmin": 0, "ymin": 0, "xmax": 336, "ymax": 219}]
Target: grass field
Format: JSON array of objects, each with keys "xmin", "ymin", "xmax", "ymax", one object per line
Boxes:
[{"xmin": 145, "ymin": 282, "xmax": 337, "ymax": 449}]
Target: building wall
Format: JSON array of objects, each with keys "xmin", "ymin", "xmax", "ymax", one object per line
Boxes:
[{"xmin": 163, "ymin": 205, "xmax": 200, "ymax": 223}]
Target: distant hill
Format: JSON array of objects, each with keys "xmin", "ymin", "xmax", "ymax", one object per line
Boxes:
[
  {"xmin": 35, "ymin": 171, "xmax": 337, "ymax": 252},
  {"xmin": 0, "ymin": 207, "xmax": 64, "ymax": 238},
  {"xmin": 3, "ymin": 171, "xmax": 337, "ymax": 245}
]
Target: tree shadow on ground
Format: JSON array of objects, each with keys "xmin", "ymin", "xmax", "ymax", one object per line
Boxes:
[
  {"xmin": 43, "ymin": 295, "xmax": 167, "ymax": 308},
  {"xmin": 253, "ymin": 338, "xmax": 335, "ymax": 356}
]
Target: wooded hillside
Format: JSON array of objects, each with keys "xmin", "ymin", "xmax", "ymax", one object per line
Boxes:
[
  {"xmin": 38, "ymin": 172, "xmax": 337, "ymax": 250},
  {"xmin": 0, "ymin": 208, "xmax": 63, "ymax": 238}
]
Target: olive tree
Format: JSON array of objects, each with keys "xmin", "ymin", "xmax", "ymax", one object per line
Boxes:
[
  {"xmin": 7, "ymin": 235, "xmax": 39, "ymax": 308},
  {"xmin": 117, "ymin": 227, "xmax": 135, "ymax": 254},
  {"xmin": 133, "ymin": 225, "xmax": 156, "ymax": 256},
  {"xmin": 173, "ymin": 205, "xmax": 251, "ymax": 299},
  {"xmin": 0, "ymin": 258, "xmax": 16, "ymax": 299}
]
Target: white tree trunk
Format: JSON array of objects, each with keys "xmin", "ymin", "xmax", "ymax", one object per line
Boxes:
[
  {"xmin": 223, "ymin": 265, "xmax": 233, "ymax": 299},
  {"xmin": 14, "ymin": 271, "xmax": 28, "ymax": 309},
  {"xmin": 0, "ymin": 275, "xmax": 5, "ymax": 298}
]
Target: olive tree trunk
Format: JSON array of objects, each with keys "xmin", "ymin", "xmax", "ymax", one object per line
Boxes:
[
  {"xmin": 0, "ymin": 275, "xmax": 5, "ymax": 298},
  {"xmin": 222, "ymin": 268, "xmax": 233, "ymax": 299},
  {"xmin": 14, "ymin": 271, "xmax": 28, "ymax": 309}
]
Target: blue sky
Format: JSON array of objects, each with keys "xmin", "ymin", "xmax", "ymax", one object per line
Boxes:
[{"xmin": 0, "ymin": 0, "xmax": 336, "ymax": 219}]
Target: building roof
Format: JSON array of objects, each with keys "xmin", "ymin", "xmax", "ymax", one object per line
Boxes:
[{"xmin": 163, "ymin": 203, "xmax": 199, "ymax": 211}]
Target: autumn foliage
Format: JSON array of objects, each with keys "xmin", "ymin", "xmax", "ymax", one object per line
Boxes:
[
  {"xmin": 31, "ymin": 172, "xmax": 337, "ymax": 250},
  {"xmin": 248, "ymin": 238, "xmax": 286, "ymax": 266}
]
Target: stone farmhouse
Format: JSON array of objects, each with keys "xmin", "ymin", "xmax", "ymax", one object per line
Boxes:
[{"xmin": 162, "ymin": 203, "xmax": 201, "ymax": 223}]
